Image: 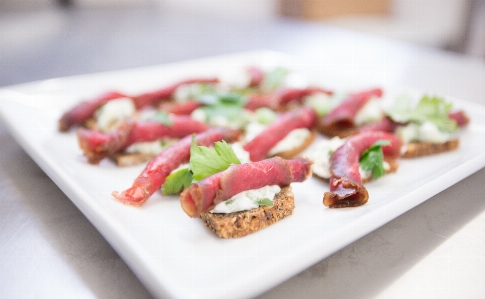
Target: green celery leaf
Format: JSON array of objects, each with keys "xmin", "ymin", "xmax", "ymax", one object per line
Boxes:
[
  {"xmin": 411, "ymin": 96, "xmax": 457, "ymax": 132},
  {"xmin": 197, "ymin": 90, "xmax": 246, "ymax": 107},
  {"xmin": 359, "ymin": 140, "xmax": 390, "ymax": 180},
  {"xmin": 255, "ymin": 107, "xmax": 277, "ymax": 124},
  {"xmin": 190, "ymin": 136, "xmax": 241, "ymax": 181},
  {"xmin": 214, "ymin": 140, "xmax": 241, "ymax": 165},
  {"xmin": 371, "ymin": 139, "xmax": 391, "ymax": 147},
  {"xmin": 261, "ymin": 67, "xmax": 290, "ymax": 92},
  {"xmin": 162, "ymin": 167, "xmax": 193, "ymax": 195},
  {"xmin": 257, "ymin": 198, "xmax": 274, "ymax": 207},
  {"xmin": 150, "ymin": 111, "xmax": 172, "ymax": 126},
  {"xmin": 201, "ymin": 102, "xmax": 243, "ymax": 122},
  {"xmin": 196, "ymin": 90, "xmax": 248, "ymax": 125},
  {"xmin": 388, "ymin": 95, "xmax": 458, "ymax": 132},
  {"xmin": 219, "ymin": 92, "xmax": 245, "ymax": 105},
  {"xmin": 196, "ymin": 93, "xmax": 219, "ymax": 105}
]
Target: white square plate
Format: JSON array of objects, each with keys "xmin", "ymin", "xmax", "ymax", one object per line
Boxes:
[{"xmin": 1, "ymin": 51, "xmax": 485, "ymax": 299}]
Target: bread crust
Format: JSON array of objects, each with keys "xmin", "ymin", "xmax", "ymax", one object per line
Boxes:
[
  {"xmin": 317, "ymin": 125, "xmax": 358, "ymax": 139},
  {"xmin": 111, "ymin": 152, "xmax": 154, "ymax": 167},
  {"xmin": 362, "ymin": 158, "xmax": 399, "ymax": 183},
  {"xmin": 275, "ymin": 130, "xmax": 317, "ymax": 159},
  {"xmin": 402, "ymin": 139, "xmax": 459, "ymax": 158},
  {"xmin": 200, "ymin": 186, "xmax": 294, "ymax": 238}
]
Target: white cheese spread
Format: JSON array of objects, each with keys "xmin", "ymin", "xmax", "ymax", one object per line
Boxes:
[
  {"xmin": 96, "ymin": 97, "xmax": 136, "ymax": 132},
  {"xmin": 231, "ymin": 142, "xmax": 252, "ymax": 164},
  {"xmin": 221, "ymin": 70, "xmax": 251, "ymax": 89},
  {"xmin": 173, "ymin": 83, "xmax": 209, "ymax": 102},
  {"xmin": 268, "ymin": 128, "xmax": 312, "ymax": 156},
  {"xmin": 354, "ymin": 98, "xmax": 384, "ymax": 126},
  {"xmin": 210, "ymin": 185, "xmax": 281, "ymax": 214},
  {"xmin": 191, "ymin": 108, "xmax": 253, "ymax": 130},
  {"xmin": 418, "ymin": 121, "xmax": 451, "ymax": 143},
  {"xmin": 309, "ymin": 137, "xmax": 345, "ymax": 179},
  {"xmin": 125, "ymin": 140, "xmax": 171, "ymax": 155},
  {"xmin": 303, "ymin": 92, "xmax": 333, "ymax": 117},
  {"xmin": 396, "ymin": 121, "xmax": 452, "ymax": 144}
]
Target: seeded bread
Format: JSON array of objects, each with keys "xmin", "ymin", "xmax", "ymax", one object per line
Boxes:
[
  {"xmin": 200, "ymin": 186, "xmax": 294, "ymax": 238},
  {"xmin": 111, "ymin": 152, "xmax": 154, "ymax": 167},
  {"xmin": 275, "ymin": 130, "xmax": 317, "ymax": 159},
  {"xmin": 402, "ymin": 139, "xmax": 459, "ymax": 158},
  {"xmin": 318, "ymin": 125, "xmax": 358, "ymax": 139},
  {"xmin": 362, "ymin": 158, "xmax": 399, "ymax": 183}
]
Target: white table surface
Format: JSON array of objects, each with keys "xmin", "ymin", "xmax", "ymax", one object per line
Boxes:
[{"xmin": 1, "ymin": 5, "xmax": 484, "ymax": 299}]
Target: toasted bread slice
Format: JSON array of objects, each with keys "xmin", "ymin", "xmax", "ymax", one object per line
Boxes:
[
  {"xmin": 362, "ymin": 158, "xmax": 399, "ymax": 183},
  {"xmin": 274, "ymin": 130, "xmax": 317, "ymax": 159},
  {"xmin": 111, "ymin": 152, "xmax": 154, "ymax": 167},
  {"xmin": 200, "ymin": 186, "xmax": 294, "ymax": 238},
  {"xmin": 318, "ymin": 124, "xmax": 358, "ymax": 139},
  {"xmin": 402, "ymin": 139, "xmax": 459, "ymax": 158}
]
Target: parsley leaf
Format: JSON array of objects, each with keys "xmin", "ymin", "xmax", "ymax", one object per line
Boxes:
[
  {"xmin": 162, "ymin": 167, "xmax": 193, "ymax": 195},
  {"xmin": 257, "ymin": 198, "xmax": 274, "ymax": 207},
  {"xmin": 255, "ymin": 107, "xmax": 277, "ymax": 124},
  {"xmin": 149, "ymin": 111, "xmax": 172, "ymax": 126},
  {"xmin": 190, "ymin": 136, "xmax": 241, "ymax": 181},
  {"xmin": 196, "ymin": 91, "xmax": 247, "ymax": 123},
  {"xmin": 359, "ymin": 140, "xmax": 391, "ymax": 180},
  {"xmin": 388, "ymin": 95, "xmax": 458, "ymax": 132},
  {"xmin": 261, "ymin": 67, "xmax": 290, "ymax": 92},
  {"xmin": 201, "ymin": 102, "xmax": 243, "ymax": 122}
]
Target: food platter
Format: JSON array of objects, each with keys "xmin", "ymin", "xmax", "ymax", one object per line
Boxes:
[{"xmin": 1, "ymin": 51, "xmax": 484, "ymax": 299}]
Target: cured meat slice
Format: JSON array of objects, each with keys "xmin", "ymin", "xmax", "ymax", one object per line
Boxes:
[
  {"xmin": 243, "ymin": 106, "xmax": 317, "ymax": 161},
  {"xmin": 323, "ymin": 131, "xmax": 401, "ymax": 208},
  {"xmin": 78, "ymin": 116, "xmax": 208, "ymax": 164},
  {"xmin": 358, "ymin": 117, "xmax": 400, "ymax": 134},
  {"xmin": 180, "ymin": 157, "xmax": 312, "ymax": 218},
  {"xmin": 159, "ymin": 101, "xmax": 201, "ymax": 115},
  {"xmin": 246, "ymin": 66, "xmax": 265, "ymax": 87},
  {"xmin": 448, "ymin": 110, "xmax": 469, "ymax": 127},
  {"xmin": 244, "ymin": 87, "xmax": 332, "ymax": 111},
  {"xmin": 59, "ymin": 91, "xmax": 126, "ymax": 132},
  {"xmin": 131, "ymin": 78, "xmax": 219, "ymax": 109},
  {"xmin": 112, "ymin": 127, "xmax": 240, "ymax": 206},
  {"xmin": 58, "ymin": 78, "xmax": 218, "ymax": 131},
  {"xmin": 319, "ymin": 88, "xmax": 382, "ymax": 137}
]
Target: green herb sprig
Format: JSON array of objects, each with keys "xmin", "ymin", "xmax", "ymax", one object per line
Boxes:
[
  {"xmin": 190, "ymin": 136, "xmax": 241, "ymax": 180},
  {"xmin": 359, "ymin": 140, "xmax": 391, "ymax": 180},
  {"xmin": 149, "ymin": 111, "xmax": 172, "ymax": 126},
  {"xmin": 388, "ymin": 95, "xmax": 458, "ymax": 132},
  {"xmin": 162, "ymin": 136, "xmax": 241, "ymax": 194}
]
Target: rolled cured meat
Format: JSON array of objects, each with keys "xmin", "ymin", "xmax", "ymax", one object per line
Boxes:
[
  {"xmin": 244, "ymin": 87, "xmax": 332, "ymax": 111},
  {"xmin": 112, "ymin": 127, "xmax": 240, "ymax": 206},
  {"xmin": 77, "ymin": 115, "xmax": 208, "ymax": 164},
  {"xmin": 59, "ymin": 78, "xmax": 218, "ymax": 131},
  {"xmin": 319, "ymin": 88, "xmax": 382, "ymax": 137},
  {"xmin": 180, "ymin": 157, "xmax": 312, "ymax": 218},
  {"xmin": 323, "ymin": 131, "xmax": 401, "ymax": 208},
  {"xmin": 243, "ymin": 106, "xmax": 317, "ymax": 161}
]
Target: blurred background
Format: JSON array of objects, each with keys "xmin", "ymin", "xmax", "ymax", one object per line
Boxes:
[
  {"xmin": 1, "ymin": 0, "xmax": 484, "ymax": 59},
  {"xmin": 1, "ymin": 2, "xmax": 484, "ymax": 299}
]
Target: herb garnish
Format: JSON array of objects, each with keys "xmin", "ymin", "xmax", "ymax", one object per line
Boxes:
[
  {"xmin": 162, "ymin": 168, "xmax": 193, "ymax": 195},
  {"xmin": 359, "ymin": 140, "xmax": 391, "ymax": 180},
  {"xmin": 162, "ymin": 136, "xmax": 241, "ymax": 194},
  {"xmin": 388, "ymin": 95, "xmax": 458, "ymax": 132},
  {"xmin": 257, "ymin": 198, "xmax": 274, "ymax": 207},
  {"xmin": 190, "ymin": 136, "xmax": 241, "ymax": 181},
  {"xmin": 150, "ymin": 111, "xmax": 172, "ymax": 126}
]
